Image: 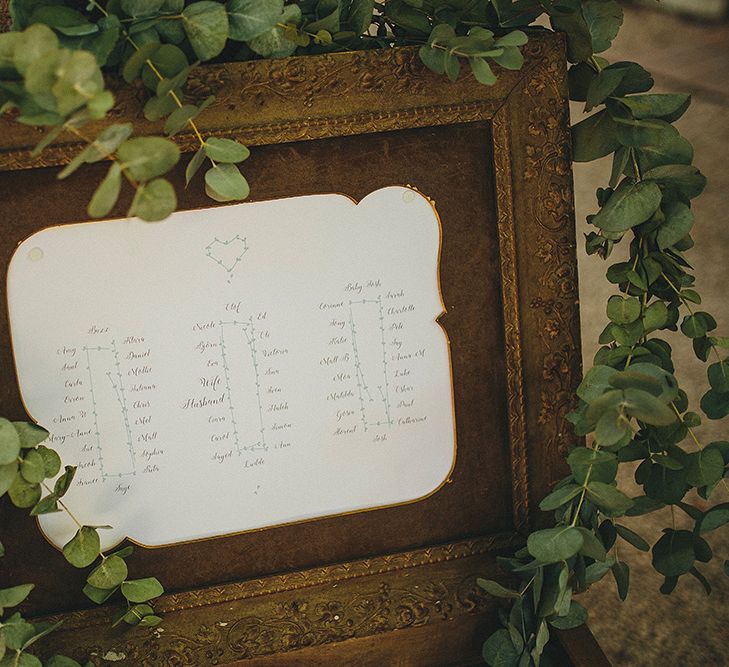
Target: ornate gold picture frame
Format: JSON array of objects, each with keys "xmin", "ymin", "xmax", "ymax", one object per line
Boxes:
[{"xmin": 0, "ymin": 33, "xmax": 588, "ymax": 665}]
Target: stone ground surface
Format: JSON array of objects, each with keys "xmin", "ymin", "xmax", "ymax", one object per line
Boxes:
[{"xmin": 572, "ymin": 5, "xmax": 729, "ymax": 666}]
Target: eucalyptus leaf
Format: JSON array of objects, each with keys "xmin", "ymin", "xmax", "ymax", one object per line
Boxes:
[
  {"xmin": 699, "ymin": 503, "xmax": 729, "ymax": 534},
  {"xmin": 619, "ymin": 93, "xmax": 691, "ymax": 121},
  {"xmin": 586, "ymin": 481, "xmax": 633, "ymax": 515},
  {"xmin": 83, "ymin": 582, "xmax": 118, "ymax": 605},
  {"xmin": 591, "ymin": 179, "xmax": 662, "ymax": 233},
  {"xmin": 118, "ymin": 137, "xmax": 180, "ymax": 181},
  {"xmin": 549, "ymin": 600, "xmax": 587, "ymax": 630},
  {"xmin": 182, "ymin": 2, "xmax": 230, "ymax": 61},
  {"xmin": 248, "ymin": 4, "xmax": 300, "ymax": 58},
  {"xmin": 205, "ymin": 163, "xmax": 250, "ymax": 202},
  {"xmin": 0, "ymin": 583, "xmax": 34, "ymax": 611},
  {"xmin": 572, "ymin": 109, "xmax": 621, "ymax": 162},
  {"xmin": 88, "ymin": 162, "xmax": 122, "ymax": 218},
  {"xmin": 611, "ymin": 560, "xmax": 630, "ymax": 600},
  {"xmin": 121, "ymin": 577, "xmax": 164, "ymax": 603},
  {"xmin": 8, "ymin": 475, "xmax": 41, "ymax": 509},
  {"xmin": 128, "ymin": 178, "xmax": 177, "ymax": 222},
  {"xmin": 482, "ymin": 628, "xmax": 519, "ymax": 667},
  {"xmin": 582, "ymin": 0, "xmax": 622, "ymax": 53},
  {"xmin": 539, "ymin": 483, "xmax": 582, "ymax": 511},
  {"xmin": 164, "ymin": 103, "xmax": 199, "ymax": 136},
  {"xmin": 0, "ymin": 461, "xmax": 18, "ymax": 497},
  {"xmin": 469, "ymin": 57, "xmax": 496, "ymax": 85},
  {"xmin": 227, "ymin": 0, "xmax": 283, "ymax": 41},
  {"xmin": 476, "ymin": 578, "xmax": 520, "ymax": 599},
  {"xmin": 122, "ymin": 41, "xmax": 161, "ymax": 83},
  {"xmin": 54, "ymin": 465, "xmax": 76, "ymax": 497},
  {"xmin": 63, "ymin": 526, "xmax": 101, "ymax": 568},
  {"xmin": 0, "ymin": 417, "xmax": 21, "ymax": 465},
  {"xmin": 657, "ymin": 201, "xmax": 693, "ymax": 250},
  {"xmin": 652, "ymin": 529, "xmax": 695, "ymax": 577},
  {"xmin": 527, "ymin": 526, "xmax": 584, "ymax": 564},
  {"xmin": 203, "ymin": 137, "xmax": 250, "ymax": 163},
  {"xmin": 614, "ymin": 524, "xmax": 650, "ymax": 551},
  {"xmin": 87, "ymin": 555, "xmax": 128, "ymax": 589},
  {"xmin": 185, "ymin": 147, "xmax": 207, "ymax": 185}
]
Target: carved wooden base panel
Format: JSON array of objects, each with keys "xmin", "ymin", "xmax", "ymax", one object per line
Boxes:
[{"xmin": 34, "ymin": 536, "xmax": 515, "ymax": 665}]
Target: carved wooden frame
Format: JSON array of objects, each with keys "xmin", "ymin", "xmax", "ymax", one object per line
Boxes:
[{"xmin": 0, "ymin": 33, "xmax": 583, "ymax": 665}]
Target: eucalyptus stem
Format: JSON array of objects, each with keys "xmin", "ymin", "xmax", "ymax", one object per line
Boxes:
[
  {"xmin": 62, "ymin": 123, "xmax": 139, "ymax": 189},
  {"xmin": 88, "ymin": 0, "xmax": 210, "ymax": 158},
  {"xmin": 41, "ymin": 481, "xmax": 82, "ymax": 530}
]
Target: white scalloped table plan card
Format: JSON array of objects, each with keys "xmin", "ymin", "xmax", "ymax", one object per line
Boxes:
[{"xmin": 7, "ymin": 186, "xmax": 456, "ymax": 550}]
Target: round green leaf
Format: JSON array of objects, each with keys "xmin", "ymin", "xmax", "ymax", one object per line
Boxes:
[
  {"xmin": 63, "ymin": 526, "xmax": 101, "ymax": 568},
  {"xmin": 203, "ymin": 137, "xmax": 250, "ymax": 163},
  {"xmin": 643, "ymin": 301, "xmax": 669, "ymax": 332},
  {"xmin": 527, "ymin": 526, "xmax": 584, "ymax": 564},
  {"xmin": 567, "ymin": 447, "xmax": 618, "ymax": 484},
  {"xmin": 652, "ymin": 529, "xmax": 695, "ymax": 577},
  {"xmin": 182, "ymin": 1, "xmax": 230, "ymax": 61},
  {"xmin": 0, "ymin": 417, "xmax": 21, "ymax": 465},
  {"xmin": 36, "ymin": 445, "xmax": 61, "ymax": 478},
  {"xmin": 164, "ymin": 103, "xmax": 199, "ymax": 136},
  {"xmin": 586, "ymin": 481, "xmax": 633, "ymax": 515},
  {"xmin": 572, "ymin": 109, "xmax": 621, "ymax": 162},
  {"xmin": 129, "ymin": 178, "xmax": 177, "ymax": 222},
  {"xmin": 482, "ymin": 628, "xmax": 519, "ymax": 667},
  {"xmin": 87, "ymin": 555, "xmax": 128, "ymax": 589},
  {"xmin": 12, "ymin": 422, "xmax": 50, "ymax": 449},
  {"xmin": 622, "ymin": 387, "xmax": 676, "ymax": 425},
  {"xmin": 549, "ymin": 600, "xmax": 588, "ymax": 630},
  {"xmin": 248, "ymin": 4, "xmax": 301, "ymax": 58},
  {"xmin": 681, "ymin": 314, "xmax": 707, "ymax": 339},
  {"xmin": 122, "ymin": 0, "xmax": 166, "ymax": 18},
  {"xmin": 139, "ymin": 614, "xmax": 162, "ymax": 626},
  {"xmin": 122, "ymin": 41, "xmax": 161, "ymax": 83},
  {"xmin": 8, "ymin": 475, "xmax": 41, "ymax": 508},
  {"xmin": 708, "ymin": 359, "xmax": 729, "ymax": 393},
  {"xmin": 205, "ymin": 163, "xmax": 250, "ymax": 202},
  {"xmin": 117, "ymin": 137, "xmax": 180, "ymax": 182},
  {"xmin": 0, "ymin": 461, "xmax": 19, "ymax": 496},
  {"xmin": 643, "ymin": 164, "xmax": 706, "ymax": 201},
  {"xmin": 700, "ymin": 503, "xmax": 729, "ymax": 534},
  {"xmin": 227, "ymin": 0, "xmax": 283, "ymax": 41},
  {"xmin": 592, "ymin": 179, "xmax": 663, "ymax": 233},
  {"xmin": 469, "ymin": 57, "xmax": 497, "ymax": 85},
  {"xmin": 0, "ymin": 583, "xmax": 34, "ymax": 610},
  {"xmin": 121, "ymin": 577, "xmax": 164, "ymax": 603},
  {"xmin": 606, "ymin": 295, "xmax": 641, "ymax": 324},
  {"xmin": 685, "ymin": 448, "xmax": 725, "ymax": 488},
  {"xmin": 83, "ymin": 582, "xmax": 118, "ymax": 604},
  {"xmin": 141, "ymin": 44, "xmax": 189, "ymax": 91}
]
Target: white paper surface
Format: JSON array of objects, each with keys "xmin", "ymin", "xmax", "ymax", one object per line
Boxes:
[{"xmin": 7, "ymin": 186, "xmax": 455, "ymax": 549}]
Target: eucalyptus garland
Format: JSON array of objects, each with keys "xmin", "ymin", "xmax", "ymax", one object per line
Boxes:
[{"xmin": 0, "ymin": 1, "xmax": 727, "ymax": 666}]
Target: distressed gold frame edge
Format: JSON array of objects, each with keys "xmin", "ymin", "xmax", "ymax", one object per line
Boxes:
[{"xmin": 0, "ymin": 35, "xmax": 582, "ymax": 663}]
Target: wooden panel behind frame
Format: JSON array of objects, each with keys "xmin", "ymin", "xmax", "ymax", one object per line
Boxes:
[{"xmin": 0, "ymin": 33, "xmax": 582, "ymax": 665}]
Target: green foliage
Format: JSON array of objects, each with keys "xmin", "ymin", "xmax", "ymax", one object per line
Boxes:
[
  {"xmin": 1, "ymin": 2, "xmax": 728, "ymax": 665},
  {"xmin": 1, "ymin": 421, "xmax": 164, "ymax": 662}
]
